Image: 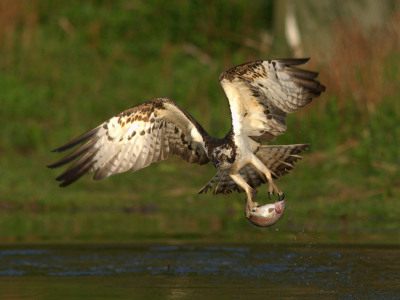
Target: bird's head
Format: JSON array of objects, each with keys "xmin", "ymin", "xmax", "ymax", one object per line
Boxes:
[{"xmin": 210, "ymin": 147, "xmax": 234, "ymax": 170}]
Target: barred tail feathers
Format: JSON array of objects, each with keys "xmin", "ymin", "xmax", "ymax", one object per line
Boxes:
[
  {"xmin": 198, "ymin": 144, "xmax": 309, "ymax": 196},
  {"xmin": 255, "ymin": 144, "xmax": 309, "ymax": 178}
]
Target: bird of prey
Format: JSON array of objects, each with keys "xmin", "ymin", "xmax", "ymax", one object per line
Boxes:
[{"xmin": 48, "ymin": 58, "xmax": 325, "ymax": 217}]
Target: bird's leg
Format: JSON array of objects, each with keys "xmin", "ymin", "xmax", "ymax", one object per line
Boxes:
[
  {"xmin": 229, "ymin": 173, "xmax": 258, "ymax": 218},
  {"xmin": 244, "ymin": 189, "xmax": 259, "ymax": 218},
  {"xmin": 251, "ymin": 157, "xmax": 285, "ymax": 200}
]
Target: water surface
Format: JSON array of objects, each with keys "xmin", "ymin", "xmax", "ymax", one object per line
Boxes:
[{"xmin": 1, "ymin": 243, "xmax": 399, "ymax": 299}]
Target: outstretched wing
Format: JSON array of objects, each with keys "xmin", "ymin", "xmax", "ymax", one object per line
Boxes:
[
  {"xmin": 219, "ymin": 58, "xmax": 325, "ymax": 141},
  {"xmin": 48, "ymin": 97, "xmax": 210, "ymax": 187}
]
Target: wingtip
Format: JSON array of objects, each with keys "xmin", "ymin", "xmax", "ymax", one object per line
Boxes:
[
  {"xmin": 296, "ymin": 57, "xmax": 310, "ymax": 64},
  {"xmin": 50, "ymin": 126, "xmax": 101, "ymax": 153},
  {"xmin": 275, "ymin": 57, "xmax": 310, "ymax": 66}
]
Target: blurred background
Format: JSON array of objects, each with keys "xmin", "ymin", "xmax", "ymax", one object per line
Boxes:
[{"xmin": 0, "ymin": 0, "xmax": 399, "ymax": 244}]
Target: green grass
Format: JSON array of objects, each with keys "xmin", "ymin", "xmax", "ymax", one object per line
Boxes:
[{"xmin": 0, "ymin": 1, "xmax": 399, "ymax": 243}]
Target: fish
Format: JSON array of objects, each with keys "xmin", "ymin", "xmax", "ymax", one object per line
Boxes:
[{"xmin": 244, "ymin": 190, "xmax": 286, "ymax": 227}]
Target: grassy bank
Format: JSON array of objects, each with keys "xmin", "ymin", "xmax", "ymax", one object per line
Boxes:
[{"xmin": 0, "ymin": 1, "xmax": 399, "ymax": 243}]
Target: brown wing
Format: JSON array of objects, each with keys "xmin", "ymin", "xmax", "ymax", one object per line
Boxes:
[
  {"xmin": 48, "ymin": 97, "xmax": 210, "ymax": 187},
  {"xmin": 219, "ymin": 58, "xmax": 325, "ymax": 141}
]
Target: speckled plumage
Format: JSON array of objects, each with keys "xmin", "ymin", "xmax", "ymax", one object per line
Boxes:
[{"xmin": 48, "ymin": 58, "xmax": 324, "ymax": 217}]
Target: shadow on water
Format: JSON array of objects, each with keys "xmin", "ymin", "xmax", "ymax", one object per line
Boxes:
[{"xmin": 0, "ymin": 243, "xmax": 399, "ymax": 299}]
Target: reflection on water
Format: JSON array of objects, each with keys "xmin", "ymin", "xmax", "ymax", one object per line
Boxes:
[{"xmin": 0, "ymin": 243, "xmax": 399, "ymax": 299}]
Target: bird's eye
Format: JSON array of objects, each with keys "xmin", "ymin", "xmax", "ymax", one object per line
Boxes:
[{"xmin": 222, "ymin": 155, "xmax": 227, "ymax": 160}]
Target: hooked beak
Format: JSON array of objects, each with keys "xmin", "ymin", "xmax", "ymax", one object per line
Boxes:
[{"xmin": 212, "ymin": 159, "xmax": 221, "ymax": 168}]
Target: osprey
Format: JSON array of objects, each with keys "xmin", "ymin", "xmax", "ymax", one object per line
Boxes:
[{"xmin": 48, "ymin": 58, "xmax": 325, "ymax": 217}]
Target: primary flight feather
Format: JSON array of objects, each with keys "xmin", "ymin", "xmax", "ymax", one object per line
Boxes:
[{"xmin": 48, "ymin": 58, "xmax": 325, "ymax": 217}]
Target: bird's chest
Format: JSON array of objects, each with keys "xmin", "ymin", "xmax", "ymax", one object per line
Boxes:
[{"xmin": 229, "ymin": 135, "xmax": 253, "ymax": 172}]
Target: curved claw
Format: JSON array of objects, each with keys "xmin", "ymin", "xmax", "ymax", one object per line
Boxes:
[{"xmin": 269, "ymin": 192, "xmax": 285, "ymax": 202}]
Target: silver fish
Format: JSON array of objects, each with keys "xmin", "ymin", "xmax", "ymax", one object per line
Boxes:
[{"xmin": 244, "ymin": 193, "xmax": 286, "ymax": 227}]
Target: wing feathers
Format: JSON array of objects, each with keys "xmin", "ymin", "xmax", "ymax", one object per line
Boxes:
[
  {"xmin": 59, "ymin": 161, "xmax": 95, "ymax": 187},
  {"xmin": 220, "ymin": 58, "xmax": 325, "ymax": 139},
  {"xmin": 47, "ymin": 139, "xmax": 95, "ymax": 169},
  {"xmin": 93, "ymin": 144, "xmax": 124, "ymax": 180},
  {"xmin": 51, "ymin": 126, "xmax": 102, "ymax": 153},
  {"xmin": 255, "ymin": 144, "xmax": 308, "ymax": 177},
  {"xmin": 292, "ymin": 77, "xmax": 322, "ymax": 91},
  {"xmin": 56, "ymin": 152, "xmax": 96, "ymax": 182},
  {"xmin": 49, "ymin": 98, "xmax": 210, "ymax": 187},
  {"xmin": 272, "ymin": 58, "xmax": 310, "ymax": 66},
  {"xmin": 284, "ymin": 66, "xmax": 318, "ymax": 79}
]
